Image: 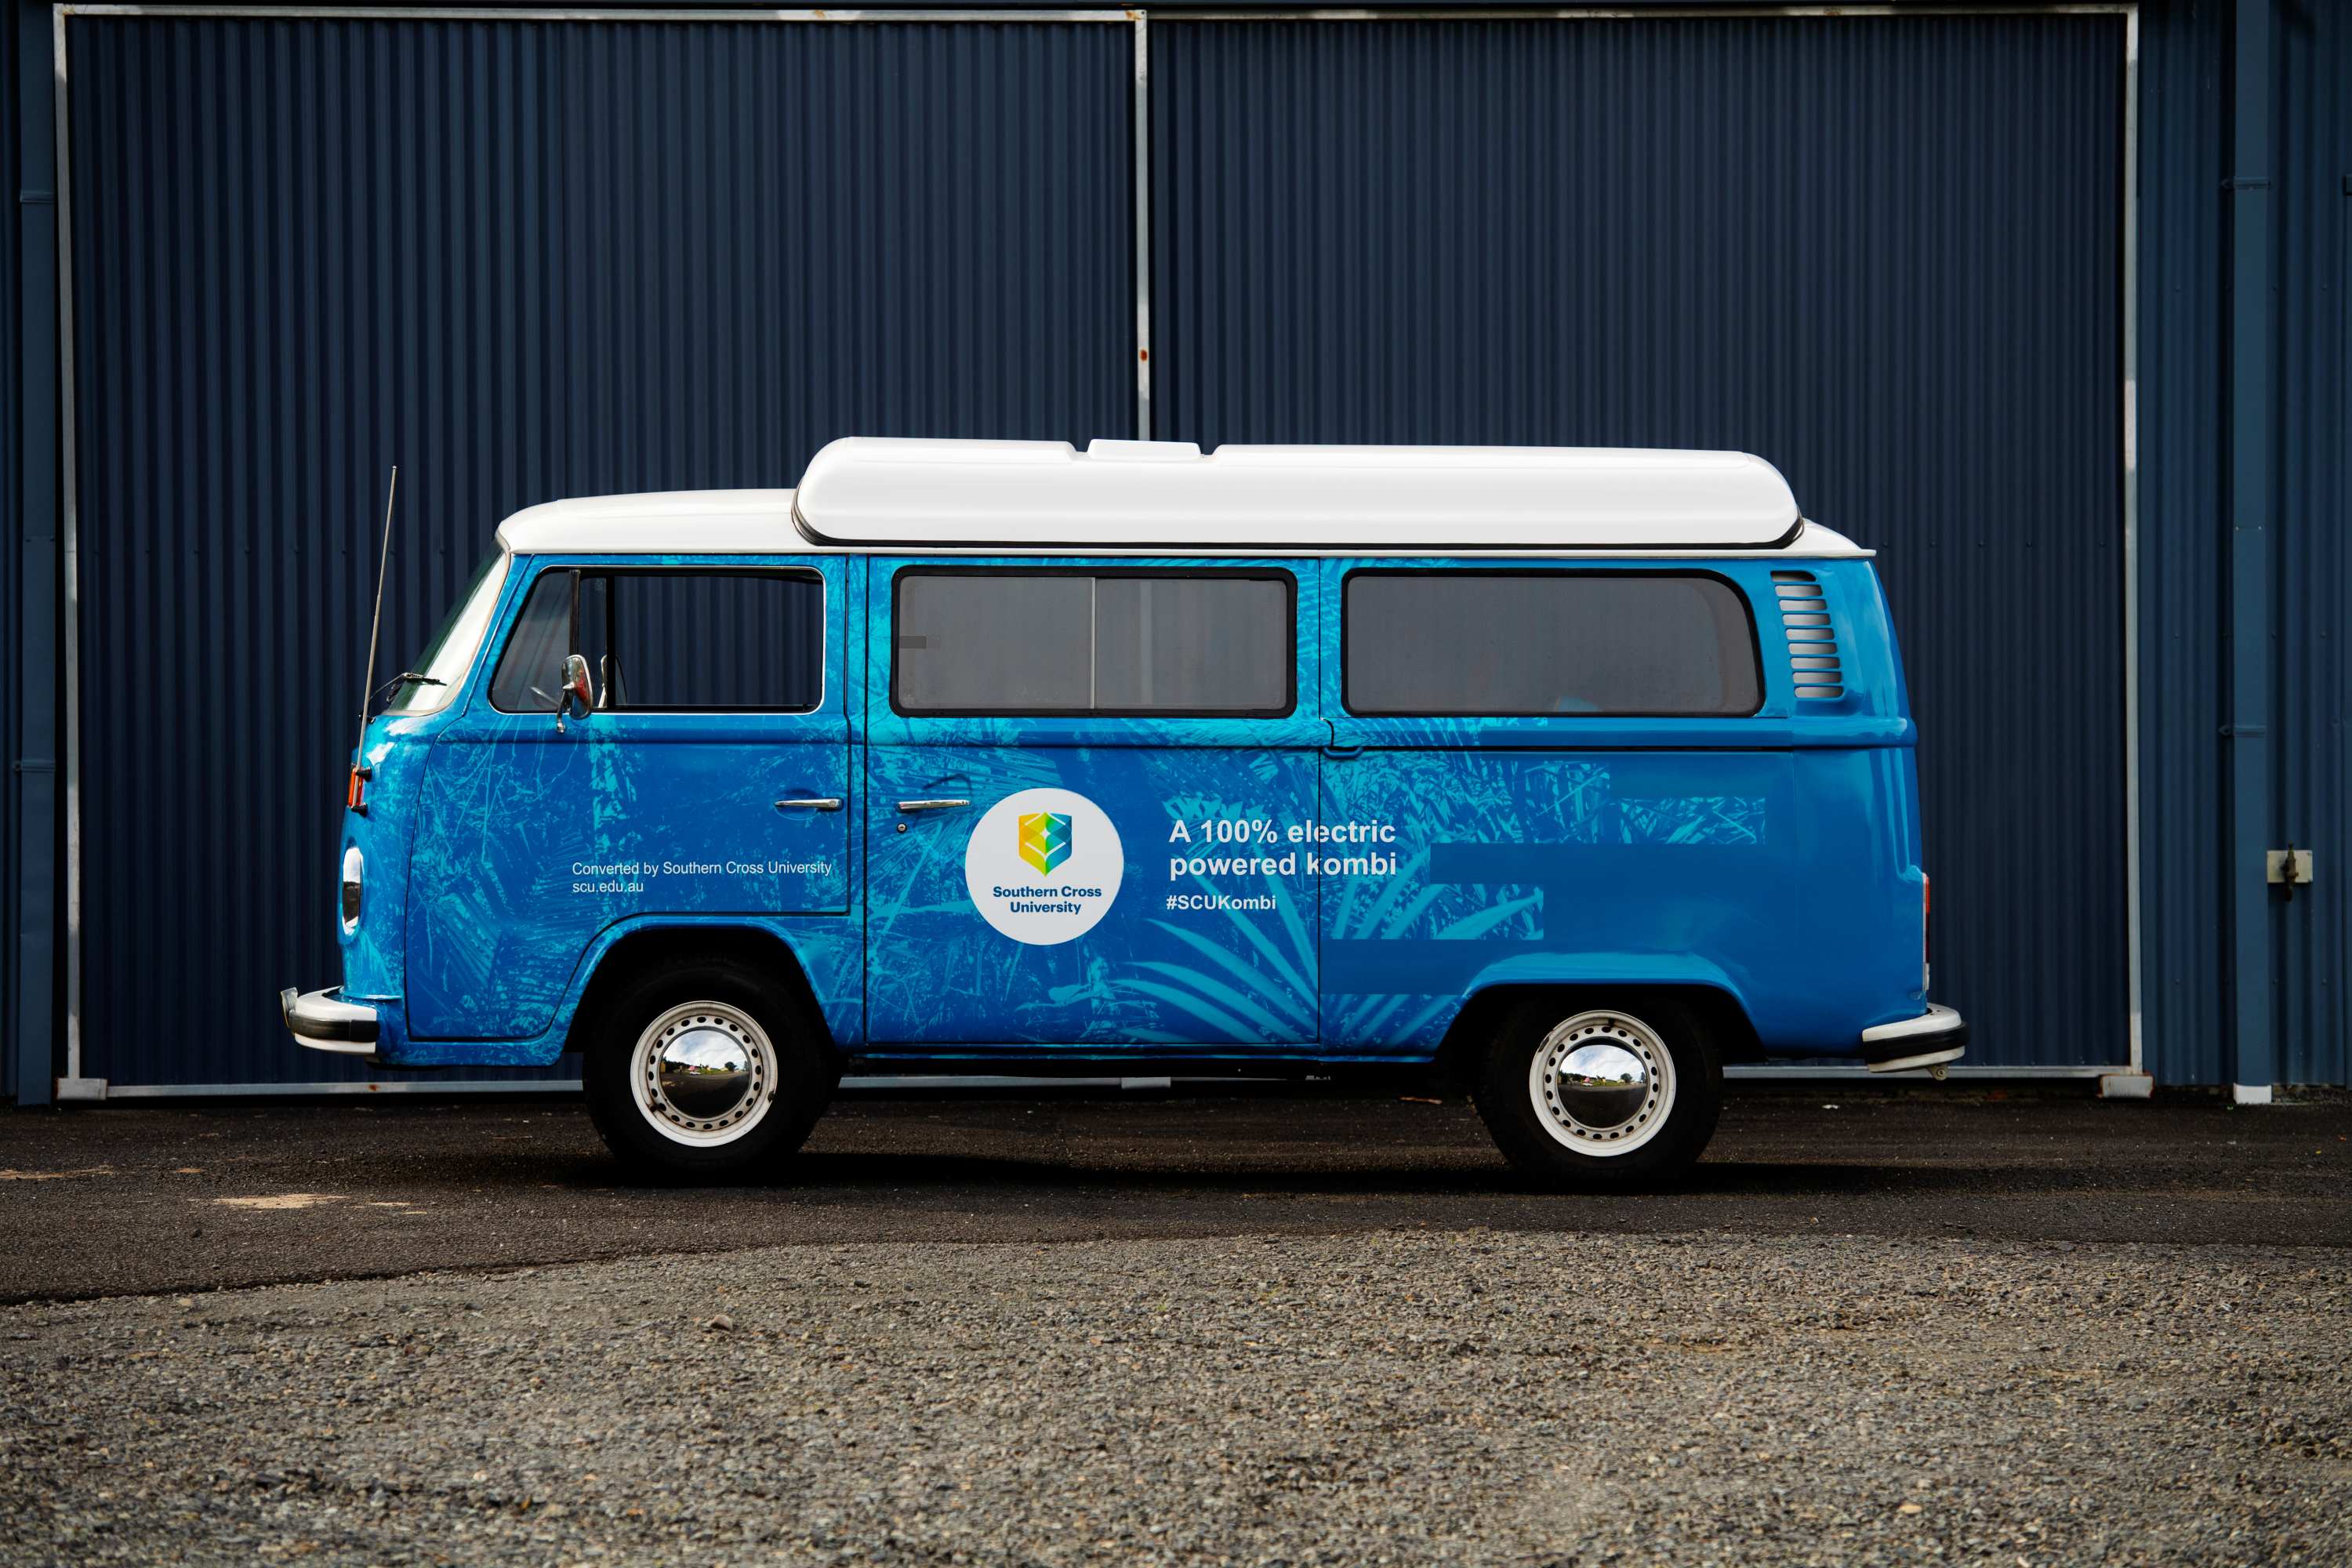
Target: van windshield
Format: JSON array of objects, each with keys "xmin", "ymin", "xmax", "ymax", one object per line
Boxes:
[{"xmin": 383, "ymin": 552, "xmax": 510, "ymax": 716}]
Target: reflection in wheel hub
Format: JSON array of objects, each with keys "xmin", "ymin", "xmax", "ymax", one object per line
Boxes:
[
  {"xmin": 655, "ymin": 1026, "xmax": 757, "ymax": 1121},
  {"xmin": 1552, "ymin": 1040, "xmax": 1650, "ymax": 1130}
]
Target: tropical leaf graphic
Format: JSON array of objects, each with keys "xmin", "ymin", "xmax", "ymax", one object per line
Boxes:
[{"xmin": 1112, "ymin": 867, "xmax": 1319, "ymax": 1043}]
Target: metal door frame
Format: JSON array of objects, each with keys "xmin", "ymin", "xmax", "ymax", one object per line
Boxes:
[{"xmin": 49, "ymin": 1, "xmax": 2140, "ymax": 1095}]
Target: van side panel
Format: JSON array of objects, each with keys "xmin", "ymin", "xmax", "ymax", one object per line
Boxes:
[
  {"xmin": 861, "ymin": 557, "xmax": 1327, "ymax": 1051},
  {"xmin": 1321, "ymin": 747, "xmax": 1922, "ymax": 1052},
  {"xmin": 1323, "ymin": 749, "xmax": 1765, "ymax": 1048},
  {"xmin": 371, "ymin": 913, "xmax": 865, "ymax": 1069},
  {"xmin": 1319, "ymin": 557, "xmax": 1927, "ymax": 1058},
  {"xmin": 368, "ymin": 546, "xmax": 1930, "ymax": 1069},
  {"xmin": 865, "ymin": 739, "xmax": 1324, "ymax": 1046}
]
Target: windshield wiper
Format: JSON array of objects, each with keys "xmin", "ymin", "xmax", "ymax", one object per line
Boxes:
[{"xmin": 372, "ymin": 670, "xmax": 445, "ymax": 702}]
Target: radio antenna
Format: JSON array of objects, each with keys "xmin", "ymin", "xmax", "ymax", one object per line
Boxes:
[{"xmin": 356, "ymin": 464, "xmax": 398, "ymax": 761}]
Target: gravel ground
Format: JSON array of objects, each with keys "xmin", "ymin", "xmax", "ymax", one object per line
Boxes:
[{"xmin": 3, "ymin": 1229, "xmax": 2347, "ymax": 1566}]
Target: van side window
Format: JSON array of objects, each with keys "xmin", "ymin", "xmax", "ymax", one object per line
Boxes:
[
  {"xmin": 604, "ymin": 573, "xmax": 822, "ymax": 711},
  {"xmin": 894, "ymin": 571, "xmax": 1294, "ymax": 717},
  {"xmin": 489, "ymin": 568, "xmax": 825, "ymax": 713},
  {"xmin": 1344, "ymin": 572, "xmax": 1762, "ymax": 717}
]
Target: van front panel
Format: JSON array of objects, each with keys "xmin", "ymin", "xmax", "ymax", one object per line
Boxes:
[
  {"xmin": 402, "ymin": 555, "xmax": 853, "ymax": 1041},
  {"xmin": 336, "ymin": 552, "xmax": 527, "ymax": 1015}
]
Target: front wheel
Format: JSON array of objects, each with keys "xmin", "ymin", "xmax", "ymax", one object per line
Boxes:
[
  {"xmin": 1472, "ymin": 998, "xmax": 1722, "ymax": 1188},
  {"xmin": 582, "ymin": 959, "xmax": 833, "ymax": 1182}
]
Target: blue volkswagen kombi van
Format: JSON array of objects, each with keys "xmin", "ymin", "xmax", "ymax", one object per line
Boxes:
[{"xmin": 284, "ymin": 438, "xmax": 1965, "ymax": 1185}]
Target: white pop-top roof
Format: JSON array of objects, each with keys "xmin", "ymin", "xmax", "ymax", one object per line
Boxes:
[
  {"xmin": 493, "ymin": 441, "xmax": 1867, "ymax": 557},
  {"xmin": 497, "ymin": 488, "xmax": 800, "ymax": 557},
  {"xmin": 793, "ymin": 437, "xmax": 1809, "ymax": 551}
]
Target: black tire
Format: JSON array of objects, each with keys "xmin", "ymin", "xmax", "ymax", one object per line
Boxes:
[
  {"xmin": 1472, "ymin": 996, "xmax": 1723, "ymax": 1189},
  {"xmin": 581, "ymin": 957, "xmax": 833, "ymax": 1182}
]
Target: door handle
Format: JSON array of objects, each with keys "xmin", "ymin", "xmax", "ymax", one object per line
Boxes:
[
  {"xmin": 775, "ymin": 797, "xmax": 844, "ymax": 812},
  {"xmin": 897, "ymin": 797, "xmax": 971, "ymax": 813}
]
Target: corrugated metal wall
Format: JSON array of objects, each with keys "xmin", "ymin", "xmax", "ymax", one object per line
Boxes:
[
  {"xmin": 2135, "ymin": 0, "xmax": 2230, "ymax": 1087},
  {"xmin": 2132, "ymin": 0, "xmax": 2348, "ymax": 1091},
  {"xmin": 1, "ymin": 0, "xmax": 21, "ymax": 1103},
  {"xmin": 31, "ymin": 2, "xmax": 2343, "ymax": 1092},
  {"xmin": 1154, "ymin": 15, "xmax": 2129, "ymax": 1069},
  {"xmin": 64, "ymin": 14, "xmax": 1135, "ymax": 1087},
  {"xmin": 2274, "ymin": 0, "xmax": 2349, "ymax": 1087}
]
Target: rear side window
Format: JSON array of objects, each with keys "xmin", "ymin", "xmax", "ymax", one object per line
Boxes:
[
  {"xmin": 1344, "ymin": 572, "xmax": 1761, "ymax": 717},
  {"xmin": 489, "ymin": 568, "xmax": 824, "ymax": 713},
  {"xmin": 893, "ymin": 571, "xmax": 1294, "ymax": 716}
]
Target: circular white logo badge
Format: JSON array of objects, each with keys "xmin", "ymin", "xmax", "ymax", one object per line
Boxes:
[{"xmin": 964, "ymin": 788, "xmax": 1125, "ymax": 946}]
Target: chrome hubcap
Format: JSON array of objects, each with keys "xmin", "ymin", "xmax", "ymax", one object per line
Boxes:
[
  {"xmin": 631, "ymin": 1003, "xmax": 776, "ymax": 1147},
  {"xmin": 1529, "ymin": 1011, "xmax": 1675, "ymax": 1157}
]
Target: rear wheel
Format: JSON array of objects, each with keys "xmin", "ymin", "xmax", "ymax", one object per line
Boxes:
[
  {"xmin": 1472, "ymin": 997, "xmax": 1722, "ymax": 1187},
  {"xmin": 583, "ymin": 959, "xmax": 832, "ymax": 1181}
]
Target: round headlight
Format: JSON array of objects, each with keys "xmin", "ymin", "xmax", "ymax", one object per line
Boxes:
[{"xmin": 339, "ymin": 844, "xmax": 365, "ymax": 934}]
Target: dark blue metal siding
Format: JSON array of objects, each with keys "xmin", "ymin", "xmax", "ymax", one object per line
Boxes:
[
  {"xmin": 37, "ymin": 2, "xmax": 2342, "ymax": 1092},
  {"xmin": 1155, "ymin": 16, "xmax": 2129, "ymax": 1069},
  {"xmin": 2136, "ymin": 0, "xmax": 2230, "ymax": 1087},
  {"xmin": 2274, "ymin": 0, "xmax": 2350, "ymax": 1087},
  {"xmin": 65, "ymin": 15, "xmax": 1134, "ymax": 1086},
  {"xmin": 1, "ymin": 0, "xmax": 20, "ymax": 1102},
  {"xmin": 2131, "ymin": 0, "xmax": 2349, "ymax": 1091},
  {"xmin": 10, "ymin": 0, "xmax": 64, "ymax": 1108}
]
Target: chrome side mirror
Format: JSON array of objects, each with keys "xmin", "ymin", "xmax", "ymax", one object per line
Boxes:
[{"xmin": 556, "ymin": 653, "xmax": 593, "ymax": 734}]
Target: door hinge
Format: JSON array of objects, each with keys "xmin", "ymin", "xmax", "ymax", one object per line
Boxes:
[{"xmin": 2267, "ymin": 844, "xmax": 2314, "ymax": 900}]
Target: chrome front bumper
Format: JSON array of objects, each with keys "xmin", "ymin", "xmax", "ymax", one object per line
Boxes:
[
  {"xmin": 1860, "ymin": 1004, "xmax": 1969, "ymax": 1074},
  {"xmin": 281, "ymin": 986, "xmax": 379, "ymax": 1055}
]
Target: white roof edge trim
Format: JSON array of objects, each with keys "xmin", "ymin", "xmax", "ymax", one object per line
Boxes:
[
  {"xmin": 792, "ymin": 437, "xmax": 1806, "ymax": 551},
  {"xmin": 493, "ymin": 499, "xmax": 1870, "ymax": 560}
]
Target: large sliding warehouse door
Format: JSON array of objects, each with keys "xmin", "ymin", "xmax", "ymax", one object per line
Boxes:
[
  {"xmin": 1153, "ymin": 15, "xmax": 2130, "ymax": 1070},
  {"xmin": 63, "ymin": 13, "xmax": 1136, "ymax": 1088},
  {"xmin": 59, "ymin": 9, "xmax": 2127, "ymax": 1090}
]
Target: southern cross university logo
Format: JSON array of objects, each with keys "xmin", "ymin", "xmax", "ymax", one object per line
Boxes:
[
  {"xmin": 1018, "ymin": 811, "xmax": 1073, "ymax": 876},
  {"xmin": 969, "ymin": 789, "xmax": 1123, "ymax": 946}
]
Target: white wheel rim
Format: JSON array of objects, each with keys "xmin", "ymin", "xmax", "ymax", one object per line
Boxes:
[
  {"xmin": 1527, "ymin": 1010, "xmax": 1677, "ymax": 1158},
  {"xmin": 629, "ymin": 1001, "xmax": 778, "ymax": 1149}
]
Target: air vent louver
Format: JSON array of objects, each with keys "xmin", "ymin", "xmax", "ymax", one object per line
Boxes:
[{"xmin": 1770, "ymin": 571, "xmax": 1844, "ymax": 700}]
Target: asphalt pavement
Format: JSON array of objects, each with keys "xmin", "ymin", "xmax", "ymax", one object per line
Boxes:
[{"xmin": 0, "ymin": 1087, "xmax": 2346, "ymax": 1303}]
